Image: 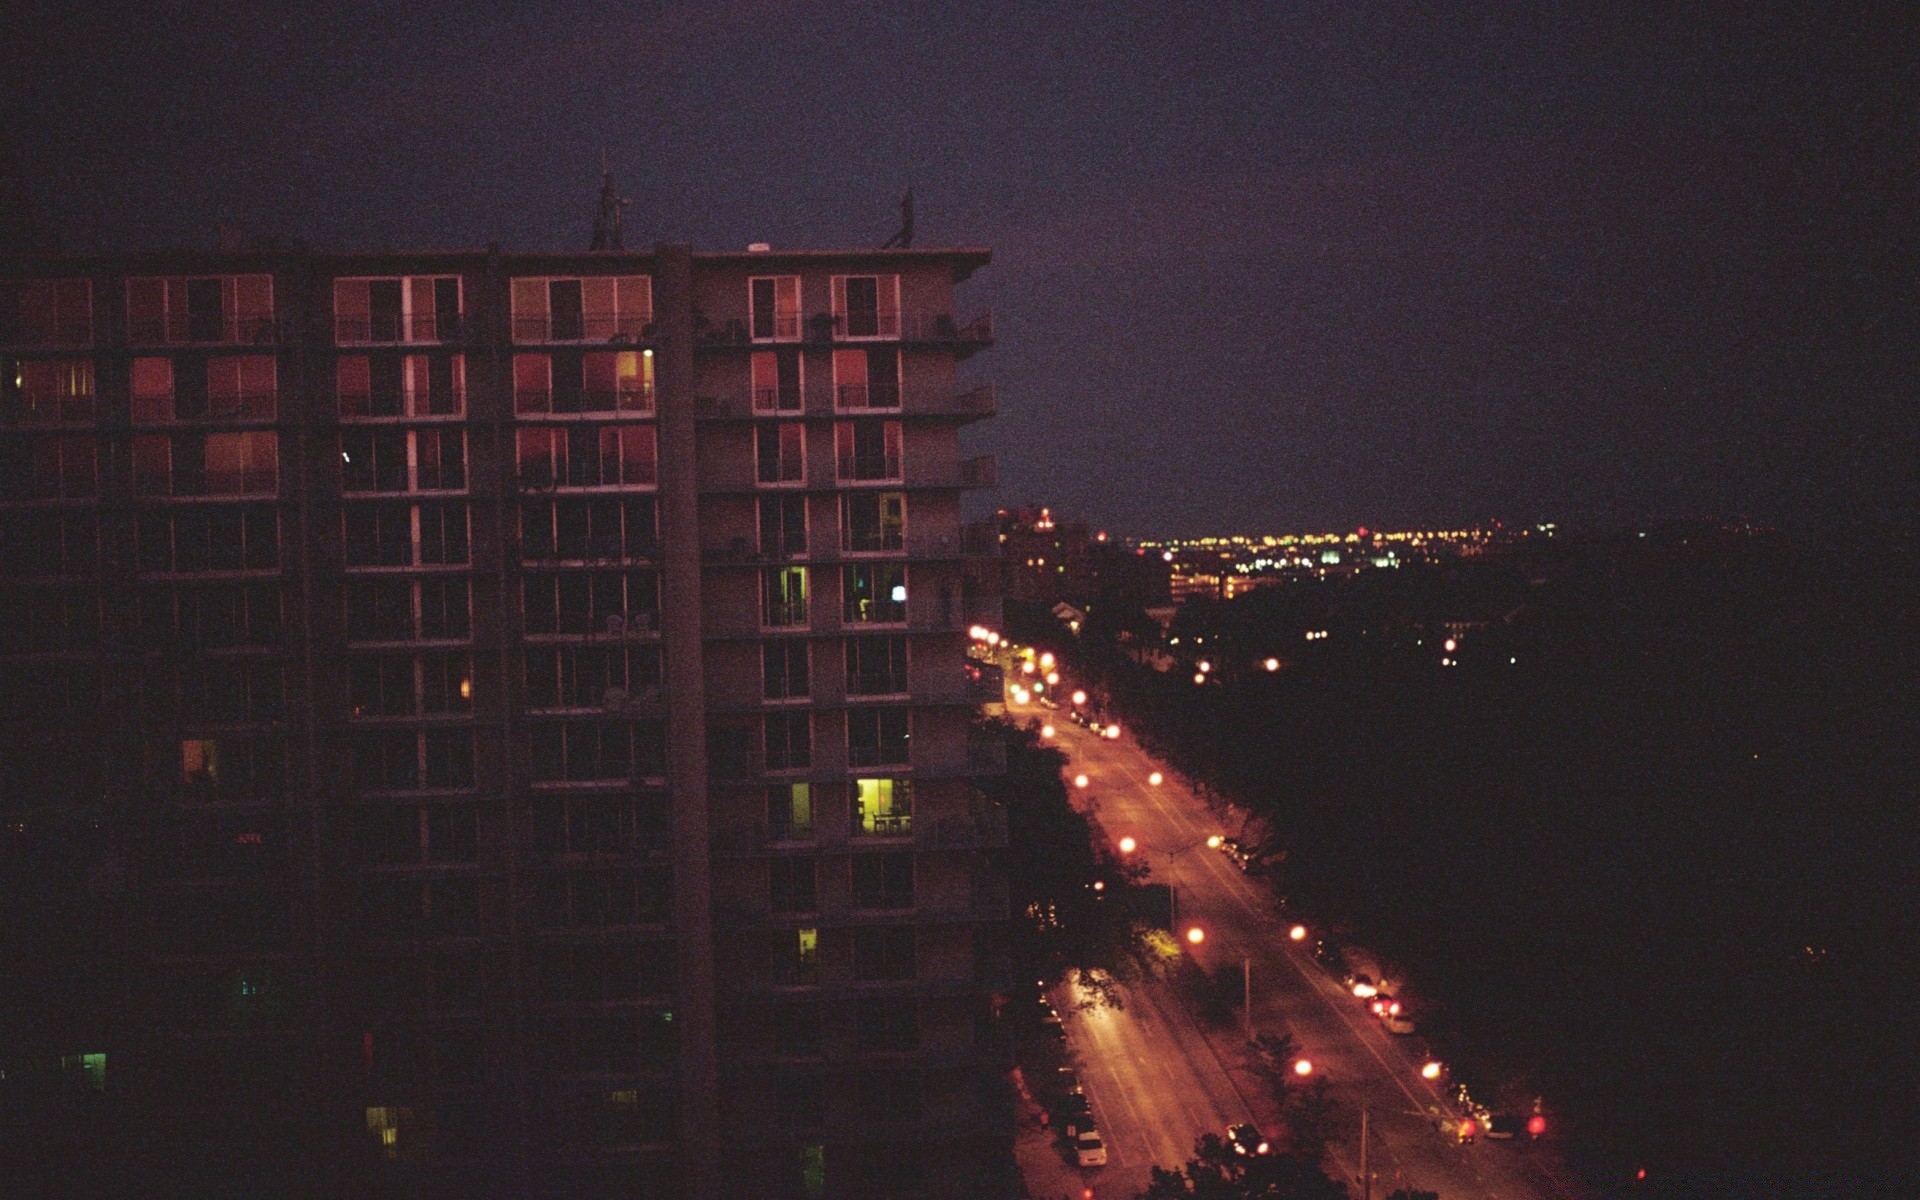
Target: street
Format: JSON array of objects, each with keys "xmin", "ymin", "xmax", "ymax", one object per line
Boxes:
[{"xmin": 1010, "ymin": 684, "xmax": 1587, "ymax": 1200}]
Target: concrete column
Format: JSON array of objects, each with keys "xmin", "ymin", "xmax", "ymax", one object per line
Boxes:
[{"xmin": 654, "ymin": 242, "xmax": 720, "ymax": 1196}]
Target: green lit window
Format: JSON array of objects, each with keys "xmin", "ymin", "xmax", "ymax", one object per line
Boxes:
[{"xmin": 854, "ymin": 778, "xmax": 912, "ymax": 836}]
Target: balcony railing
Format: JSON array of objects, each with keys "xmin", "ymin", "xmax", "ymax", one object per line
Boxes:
[
  {"xmin": 515, "ymin": 387, "xmax": 655, "ymax": 415},
  {"xmin": 960, "ymin": 455, "xmax": 996, "ymax": 490},
  {"xmin": 750, "ymin": 312, "xmax": 803, "ymax": 342},
  {"xmin": 947, "ymin": 385, "xmax": 996, "ymax": 418},
  {"xmin": 512, "ymin": 313, "xmax": 653, "ymax": 343},
  {"xmin": 334, "ymin": 313, "xmax": 465, "ymax": 344},
  {"xmin": 752, "ymin": 387, "xmax": 804, "ymax": 414},
  {"xmin": 835, "ymin": 383, "xmax": 903, "ymax": 412},
  {"xmin": 837, "ymin": 452, "xmax": 902, "ymax": 484},
  {"xmin": 763, "ymin": 599, "xmax": 810, "ymax": 629}
]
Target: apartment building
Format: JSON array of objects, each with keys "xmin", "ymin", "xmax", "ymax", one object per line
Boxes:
[{"xmin": 0, "ymin": 243, "xmax": 1007, "ymax": 1199}]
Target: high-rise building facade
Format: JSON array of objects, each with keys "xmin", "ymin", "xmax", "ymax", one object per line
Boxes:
[{"xmin": 0, "ymin": 244, "xmax": 1007, "ymax": 1199}]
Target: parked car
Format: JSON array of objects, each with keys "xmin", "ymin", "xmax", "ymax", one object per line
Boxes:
[
  {"xmin": 1075, "ymin": 1129, "xmax": 1108, "ymax": 1167},
  {"xmin": 1227, "ymin": 1123, "xmax": 1271, "ymax": 1156},
  {"xmin": 1484, "ymin": 1114, "xmax": 1524, "ymax": 1141}
]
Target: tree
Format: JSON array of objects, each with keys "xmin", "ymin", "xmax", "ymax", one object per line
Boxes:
[
  {"xmin": 1283, "ymin": 1077, "xmax": 1341, "ymax": 1163},
  {"xmin": 1138, "ymin": 1133, "xmax": 1349, "ymax": 1200},
  {"xmin": 979, "ymin": 718, "xmax": 1155, "ymax": 1008},
  {"xmin": 1386, "ymin": 1190, "xmax": 1440, "ymax": 1200}
]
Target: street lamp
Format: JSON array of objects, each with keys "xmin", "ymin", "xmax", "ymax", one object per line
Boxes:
[
  {"xmin": 1293, "ymin": 1058, "xmax": 1314, "ymax": 1077},
  {"xmin": 1206, "ymin": 835, "xmax": 1222, "ymax": 849},
  {"xmin": 1041, "ymin": 724, "xmax": 1055, "ymax": 739},
  {"xmin": 1148, "ymin": 772, "xmax": 1164, "ymax": 786},
  {"xmin": 1117, "ymin": 836, "xmax": 1137, "ymax": 854},
  {"xmin": 1071, "ymin": 690, "xmax": 1088, "ymax": 706},
  {"xmin": 1289, "ymin": 924, "xmax": 1308, "ymax": 942},
  {"xmin": 1186, "ymin": 926, "xmax": 1205, "ymax": 945},
  {"xmin": 1074, "ymin": 774, "xmax": 1090, "ymax": 788},
  {"xmin": 1422, "ymin": 1061, "xmax": 1443, "ymax": 1081}
]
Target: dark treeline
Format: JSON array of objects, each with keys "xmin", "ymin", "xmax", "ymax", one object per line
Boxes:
[{"xmin": 1057, "ymin": 524, "xmax": 1920, "ymax": 1197}]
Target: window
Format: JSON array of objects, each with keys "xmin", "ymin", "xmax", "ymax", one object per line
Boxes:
[
  {"xmin": 758, "ymin": 494, "xmax": 807, "ymax": 559},
  {"xmin": 852, "ymin": 926, "xmax": 915, "ymax": 982},
  {"xmin": 350, "ymin": 653, "xmax": 473, "ymax": 717},
  {"xmin": 516, "ymin": 424, "xmax": 654, "ymax": 488},
  {"xmin": 145, "ymin": 656, "xmax": 281, "ymax": 723},
  {"xmin": 856, "ymin": 996, "xmax": 918, "ymax": 1051},
  {"xmin": 351, "ymin": 802, "xmax": 477, "ymax": 865},
  {"xmin": 8, "ymin": 279, "xmax": 92, "ymax": 346},
  {"xmin": 344, "ymin": 502, "xmax": 469, "ymax": 567},
  {"xmin": 529, "ymin": 719, "xmax": 663, "ymax": 782},
  {"xmin": 852, "ymin": 852, "xmax": 915, "ymax": 911},
  {"xmin": 853, "ymin": 779, "xmax": 912, "ymax": 837},
  {"xmin": 350, "ymin": 729, "xmax": 474, "ymax": 791},
  {"xmin": 763, "ymin": 641, "xmax": 810, "ymax": 700},
  {"xmin": 341, "ymin": 428, "xmax": 465, "ymax": 493},
  {"xmin": 831, "ymin": 275, "xmax": 900, "ymax": 340},
  {"xmin": 765, "ymin": 710, "xmax": 812, "ymax": 771},
  {"xmin": 773, "ymin": 926, "xmax": 819, "ymax": 986},
  {"xmin": 768, "ymin": 783, "xmax": 813, "ymax": 841},
  {"xmin": 750, "ymin": 348, "xmax": 803, "ymax": 412},
  {"xmin": 134, "ymin": 432, "xmax": 277, "ymax": 496},
  {"xmin": 755, "ymin": 423, "xmax": 805, "ymax": 485},
  {"xmin": 769, "ymin": 857, "xmax": 817, "ymax": 915},
  {"xmin": 832, "ymin": 346, "xmax": 901, "ymax": 410},
  {"xmin": 522, "ymin": 570, "xmax": 658, "ymax": 636},
  {"xmin": 835, "ymin": 420, "xmax": 901, "ymax": 482},
  {"xmin": 750, "ymin": 276, "xmax": 801, "ymax": 341},
  {"xmin": 333, "ymin": 276, "xmax": 462, "ymax": 343},
  {"xmin": 0, "ymin": 511, "xmax": 97, "ymax": 577},
  {"xmin": 522, "ymin": 496, "xmax": 657, "ymax": 562},
  {"xmin": 510, "ymin": 276, "xmax": 651, "ymax": 342},
  {"xmin": 204, "ymin": 356, "xmax": 277, "ymax": 419},
  {"xmin": 761, "ymin": 566, "xmax": 808, "ymax": 629},
  {"xmin": 2, "ymin": 358, "xmax": 95, "ymax": 423},
  {"xmin": 524, "ymin": 644, "xmax": 660, "ymax": 709},
  {"xmin": 355, "ymin": 875, "xmax": 479, "ymax": 937},
  {"xmin": 165, "ymin": 734, "xmax": 283, "ymax": 801},
  {"xmin": 843, "ymin": 563, "xmax": 906, "ymax": 624},
  {"xmin": 532, "ymin": 792, "xmax": 667, "ymax": 856},
  {"xmin": 131, "ymin": 357, "xmax": 174, "ymax": 422},
  {"xmin": 126, "ymin": 275, "xmax": 273, "ymax": 344},
  {"xmin": 841, "ymin": 492, "xmax": 905, "ymax": 554},
  {"xmin": 584, "ymin": 349, "xmax": 655, "ymax": 412},
  {"xmin": 347, "ymin": 578, "xmax": 471, "ymax": 643},
  {"xmin": 848, "ymin": 708, "xmax": 910, "ymax": 769},
  {"xmin": 0, "ymin": 585, "xmax": 96, "ymax": 653},
  {"xmin": 337, "ymin": 354, "xmax": 465, "ymax": 418},
  {"xmin": 137, "ymin": 581, "xmax": 280, "ymax": 649},
  {"xmin": 136, "ymin": 505, "xmax": 277, "ymax": 573},
  {"xmin": 846, "ymin": 636, "xmax": 908, "ymax": 696},
  {"xmin": 530, "ymin": 869, "xmax": 668, "ymax": 930},
  {"xmin": 773, "ymin": 1000, "xmax": 821, "ymax": 1056},
  {"xmin": 9, "ymin": 435, "xmax": 98, "ymax": 499}
]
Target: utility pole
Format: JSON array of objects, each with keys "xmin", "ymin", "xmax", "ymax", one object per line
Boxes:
[
  {"xmin": 1243, "ymin": 955, "xmax": 1253, "ymax": 1040},
  {"xmin": 1359, "ymin": 1105, "xmax": 1370, "ymax": 1200}
]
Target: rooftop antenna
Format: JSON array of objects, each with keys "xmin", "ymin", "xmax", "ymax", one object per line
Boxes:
[
  {"xmin": 590, "ymin": 152, "xmax": 632, "ymax": 251},
  {"xmin": 880, "ymin": 185, "xmax": 914, "ymax": 249}
]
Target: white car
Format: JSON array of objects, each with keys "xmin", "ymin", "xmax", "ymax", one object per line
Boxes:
[{"xmin": 1075, "ymin": 1129, "xmax": 1108, "ymax": 1167}]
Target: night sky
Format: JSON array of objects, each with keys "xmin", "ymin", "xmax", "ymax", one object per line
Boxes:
[{"xmin": 7, "ymin": 2, "xmax": 1915, "ymax": 535}]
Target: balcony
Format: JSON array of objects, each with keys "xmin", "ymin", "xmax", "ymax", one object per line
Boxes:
[
  {"xmin": 752, "ymin": 387, "xmax": 805, "ymax": 415},
  {"xmin": 762, "ymin": 599, "xmax": 810, "ymax": 630},
  {"xmin": 960, "ymin": 455, "xmax": 996, "ymax": 490},
  {"xmin": 834, "ymin": 382, "xmax": 904, "ymax": 413},
  {"xmin": 512, "ymin": 313, "xmax": 653, "ymax": 344},
  {"xmin": 515, "ymin": 387, "xmax": 655, "ymax": 416},
  {"xmin": 837, "ymin": 451, "xmax": 903, "ymax": 485},
  {"xmin": 334, "ymin": 313, "xmax": 465, "ymax": 344}
]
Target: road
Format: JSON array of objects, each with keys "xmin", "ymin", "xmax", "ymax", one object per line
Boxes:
[{"xmin": 1011, "ymin": 687, "xmax": 1587, "ymax": 1200}]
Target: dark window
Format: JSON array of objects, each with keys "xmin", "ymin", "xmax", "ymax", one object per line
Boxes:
[
  {"xmin": 852, "ymin": 852, "xmax": 914, "ymax": 911},
  {"xmin": 773, "ymin": 1000, "xmax": 820, "ymax": 1057},
  {"xmin": 758, "ymin": 494, "xmax": 807, "ymax": 558},
  {"xmin": 763, "ymin": 641, "xmax": 810, "ymax": 700},
  {"xmin": 548, "ymin": 280, "xmax": 584, "ymax": 341},
  {"xmin": 847, "ymin": 707, "xmax": 910, "ymax": 768},
  {"xmin": 852, "ymin": 926, "xmax": 916, "ymax": 981},
  {"xmin": 769, "ymin": 857, "xmax": 817, "ymax": 915},
  {"xmin": 765, "ymin": 710, "xmax": 812, "ymax": 771},
  {"xmin": 846, "ymin": 636, "xmax": 908, "ymax": 696},
  {"xmin": 856, "ymin": 996, "xmax": 918, "ymax": 1052}
]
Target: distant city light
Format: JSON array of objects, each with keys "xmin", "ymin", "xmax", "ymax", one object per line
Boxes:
[
  {"xmin": 1264, "ymin": 657, "xmax": 1280, "ymax": 671},
  {"xmin": 1163, "ymin": 550, "xmax": 1175, "ymax": 562},
  {"xmin": 1197, "ymin": 660, "xmax": 1211, "ymax": 673},
  {"xmin": 1040, "ymin": 652, "xmax": 1056, "ymax": 669},
  {"xmin": 1193, "ymin": 673, "xmax": 1207, "ymax": 685},
  {"xmin": 1443, "ymin": 638, "xmax": 1458, "ymax": 653}
]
